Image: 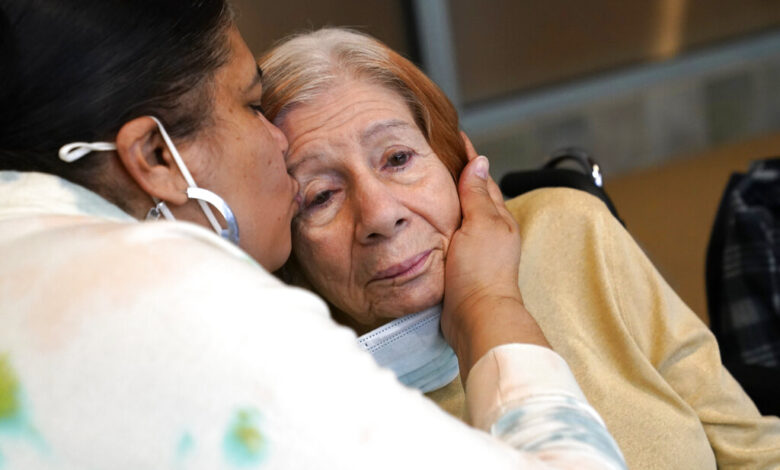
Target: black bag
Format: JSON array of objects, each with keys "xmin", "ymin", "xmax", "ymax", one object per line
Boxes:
[
  {"xmin": 706, "ymin": 157, "xmax": 780, "ymax": 416},
  {"xmin": 499, "ymin": 147, "xmax": 625, "ymax": 226}
]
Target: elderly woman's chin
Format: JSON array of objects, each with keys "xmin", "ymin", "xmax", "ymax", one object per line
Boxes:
[{"xmin": 336, "ymin": 254, "xmax": 447, "ymax": 328}]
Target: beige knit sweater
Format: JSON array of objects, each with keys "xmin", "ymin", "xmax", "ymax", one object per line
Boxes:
[{"xmin": 427, "ymin": 188, "xmax": 780, "ymax": 470}]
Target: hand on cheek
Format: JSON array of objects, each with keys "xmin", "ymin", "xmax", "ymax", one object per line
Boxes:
[{"xmin": 441, "ymin": 149, "xmax": 549, "ymax": 381}]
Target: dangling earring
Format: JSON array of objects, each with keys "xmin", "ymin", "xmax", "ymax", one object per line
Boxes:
[
  {"xmin": 145, "ymin": 189, "xmax": 239, "ymax": 245},
  {"xmin": 146, "ymin": 200, "xmax": 175, "ymax": 221}
]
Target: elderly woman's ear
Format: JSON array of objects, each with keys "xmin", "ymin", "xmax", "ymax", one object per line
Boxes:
[{"xmin": 114, "ymin": 116, "xmax": 190, "ymax": 207}]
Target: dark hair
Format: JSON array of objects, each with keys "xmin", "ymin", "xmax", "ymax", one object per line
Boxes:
[{"xmin": 0, "ymin": 0, "xmax": 233, "ymax": 192}]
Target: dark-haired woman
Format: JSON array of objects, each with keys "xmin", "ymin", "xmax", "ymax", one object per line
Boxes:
[{"xmin": 0, "ymin": 1, "xmax": 626, "ymax": 468}]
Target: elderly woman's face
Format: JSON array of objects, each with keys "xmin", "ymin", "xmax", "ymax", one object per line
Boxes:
[{"xmin": 280, "ymin": 80, "xmax": 461, "ymax": 327}]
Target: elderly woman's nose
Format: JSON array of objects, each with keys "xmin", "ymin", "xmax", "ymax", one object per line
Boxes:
[{"xmin": 354, "ymin": 180, "xmax": 409, "ymax": 243}]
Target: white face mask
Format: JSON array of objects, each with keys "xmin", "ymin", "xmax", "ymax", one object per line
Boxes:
[
  {"xmin": 58, "ymin": 116, "xmax": 239, "ymax": 243},
  {"xmin": 357, "ymin": 305, "xmax": 459, "ymax": 393}
]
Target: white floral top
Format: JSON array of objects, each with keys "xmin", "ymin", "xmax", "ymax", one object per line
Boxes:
[{"xmin": 0, "ymin": 171, "xmax": 625, "ymax": 469}]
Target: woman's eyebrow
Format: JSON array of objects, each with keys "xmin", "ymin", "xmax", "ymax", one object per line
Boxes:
[
  {"xmin": 360, "ymin": 119, "xmax": 414, "ymax": 145},
  {"xmin": 287, "ymin": 153, "xmax": 325, "ymax": 176}
]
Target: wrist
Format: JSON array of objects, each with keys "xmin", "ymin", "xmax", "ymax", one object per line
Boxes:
[{"xmin": 448, "ymin": 294, "xmax": 550, "ymax": 381}]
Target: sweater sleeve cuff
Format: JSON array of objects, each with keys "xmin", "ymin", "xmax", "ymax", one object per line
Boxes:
[{"xmin": 465, "ymin": 343, "xmax": 588, "ymax": 431}]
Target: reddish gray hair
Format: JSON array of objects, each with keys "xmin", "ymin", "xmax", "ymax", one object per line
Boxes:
[{"xmin": 259, "ymin": 27, "xmax": 466, "ymax": 177}]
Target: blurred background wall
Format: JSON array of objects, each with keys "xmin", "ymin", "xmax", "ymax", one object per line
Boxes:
[{"xmin": 232, "ymin": 0, "xmax": 780, "ymax": 320}]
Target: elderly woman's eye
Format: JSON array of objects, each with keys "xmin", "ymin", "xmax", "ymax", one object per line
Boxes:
[
  {"xmin": 386, "ymin": 151, "xmax": 412, "ymax": 168},
  {"xmin": 308, "ymin": 190, "xmax": 335, "ymax": 208}
]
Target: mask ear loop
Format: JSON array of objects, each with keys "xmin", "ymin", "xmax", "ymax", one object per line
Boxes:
[
  {"xmin": 59, "ymin": 142, "xmax": 117, "ymax": 162},
  {"xmin": 186, "ymin": 187, "xmax": 239, "ymax": 243},
  {"xmin": 148, "ymin": 116, "xmax": 225, "ymax": 235},
  {"xmin": 148, "ymin": 188, "xmax": 238, "ymax": 243}
]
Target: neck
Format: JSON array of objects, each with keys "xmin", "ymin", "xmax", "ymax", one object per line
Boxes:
[{"xmin": 90, "ymin": 157, "xmax": 154, "ymax": 220}]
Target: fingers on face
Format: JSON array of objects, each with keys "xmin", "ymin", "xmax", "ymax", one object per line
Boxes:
[
  {"xmin": 458, "ymin": 158, "xmax": 494, "ymax": 217},
  {"xmin": 485, "ymin": 175, "xmax": 504, "ymax": 208},
  {"xmin": 459, "ymin": 157, "xmax": 513, "ymax": 230},
  {"xmin": 486, "ymin": 175, "xmax": 516, "ymax": 226},
  {"xmin": 460, "ymin": 131, "xmax": 479, "ymax": 161},
  {"xmin": 458, "ymin": 131, "xmax": 510, "ymax": 223}
]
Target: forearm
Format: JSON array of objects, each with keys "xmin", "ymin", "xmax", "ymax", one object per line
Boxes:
[
  {"xmin": 449, "ymin": 295, "xmax": 550, "ymax": 381},
  {"xmin": 467, "ymin": 344, "xmax": 626, "ymax": 470}
]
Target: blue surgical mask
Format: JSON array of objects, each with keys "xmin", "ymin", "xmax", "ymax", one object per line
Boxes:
[{"xmin": 357, "ymin": 305, "xmax": 459, "ymax": 393}]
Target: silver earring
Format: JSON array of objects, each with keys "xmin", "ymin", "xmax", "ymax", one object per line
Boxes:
[
  {"xmin": 185, "ymin": 187, "xmax": 240, "ymax": 244},
  {"xmin": 146, "ymin": 200, "xmax": 173, "ymax": 221}
]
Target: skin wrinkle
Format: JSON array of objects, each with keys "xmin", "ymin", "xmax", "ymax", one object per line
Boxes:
[
  {"xmin": 359, "ymin": 120, "xmax": 412, "ymax": 146},
  {"xmin": 282, "ymin": 80, "xmax": 460, "ymax": 330}
]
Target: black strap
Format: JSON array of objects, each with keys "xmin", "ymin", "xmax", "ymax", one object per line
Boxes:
[{"xmin": 499, "ymin": 148, "xmax": 625, "ymax": 226}]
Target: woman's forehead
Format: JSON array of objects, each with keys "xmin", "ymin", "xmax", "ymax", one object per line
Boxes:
[
  {"xmin": 285, "ymin": 119, "xmax": 427, "ymax": 179},
  {"xmin": 215, "ymin": 28, "xmax": 263, "ymax": 96},
  {"xmin": 283, "ymin": 82, "xmax": 420, "ymax": 148}
]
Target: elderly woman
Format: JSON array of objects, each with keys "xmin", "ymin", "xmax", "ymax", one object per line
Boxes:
[
  {"xmin": 0, "ymin": 1, "xmax": 629, "ymax": 469},
  {"xmin": 259, "ymin": 28, "xmax": 780, "ymax": 470}
]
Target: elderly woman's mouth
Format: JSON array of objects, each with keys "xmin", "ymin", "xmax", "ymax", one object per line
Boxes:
[{"xmin": 371, "ymin": 249, "xmax": 433, "ymax": 282}]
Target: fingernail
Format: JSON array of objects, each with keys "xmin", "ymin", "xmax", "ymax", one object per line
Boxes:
[{"xmin": 474, "ymin": 156, "xmax": 489, "ymax": 179}]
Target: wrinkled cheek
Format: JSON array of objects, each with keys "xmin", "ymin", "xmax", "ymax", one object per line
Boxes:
[
  {"xmin": 446, "ymin": 184, "xmax": 462, "ymax": 228},
  {"xmin": 436, "ymin": 210, "xmax": 461, "ymax": 259},
  {"xmin": 334, "ymin": 283, "xmax": 370, "ymax": 321},
  {"xmin": 288, "ymin": 230, "xmax": 320, "ymax": 280},
  {"xmin": 426, "ymin": 258, "xmax": 446, "ymax": 298},
  {"xmin": 295, "ymin": 240, "xmax": 354, "ymax": 304},
  {"xmin": 433, "ymin": 176, "xmax": 462, "ymax": 242},
  {"xmin": 290, "ymin": 223, "xmax": 313, "ymax": 258},
  {"xmin": 362, "ymin": 284, "xmax": 396, "ymax": 315},
  {"xmin": 291, "ymin": 225, "xmax": 369, "ymax": 315}
]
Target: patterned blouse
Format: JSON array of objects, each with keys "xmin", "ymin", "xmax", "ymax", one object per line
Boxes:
[{"xmin": 0, "ymin": 171, "xmax": 625, "ymax": 469}]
